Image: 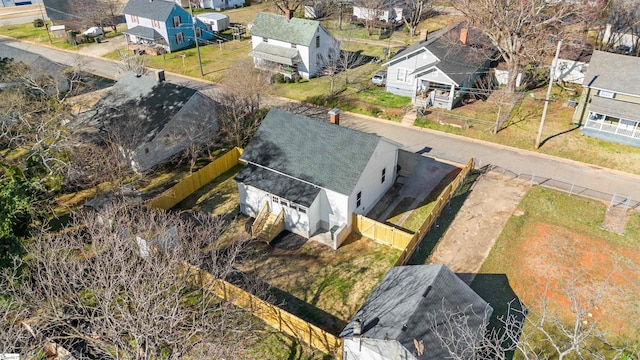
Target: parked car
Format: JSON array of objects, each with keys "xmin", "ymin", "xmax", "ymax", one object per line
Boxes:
[
  {"xmin": 82, "ymin": 27, "xmax": 104, "ymax": 38},
  {"xmin": 371, "ymin": 70, "xmax": 387, "ymax": 86}
]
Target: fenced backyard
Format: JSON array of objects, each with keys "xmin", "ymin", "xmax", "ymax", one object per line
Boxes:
[{"xmin": 353, "ymin": 157, "xmax": 474, "ymax": 266}]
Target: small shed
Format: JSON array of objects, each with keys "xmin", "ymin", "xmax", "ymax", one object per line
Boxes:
[
  {"xmin": 196, "ymin": 12, "xmax": 229, "ymax": 32},
  {"xmin": 50, "ymin": 24, "xmax": 66, "ymax": 38}
]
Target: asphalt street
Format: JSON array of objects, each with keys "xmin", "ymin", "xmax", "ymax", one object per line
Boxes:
[{"xmin": 1, "ymin": 36, "xmax": 638, "ymax": 206}]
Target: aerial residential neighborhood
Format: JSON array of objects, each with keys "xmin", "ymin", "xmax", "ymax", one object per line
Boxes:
[{"xmin": 1, "ymin": 0, "xmax": 640, "ymax": 359}]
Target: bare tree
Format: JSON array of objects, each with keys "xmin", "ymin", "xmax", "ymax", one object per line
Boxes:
[
  {"xmin": 429, "ymin": 273, "xmax": 634, "ymax": 360},
  {"xmin": 2, "ymin": 204, "xmax": 261, "ymax": 359},
  {"xmin": 117, "ymin": 49, "xmax": 148, "ymax": 76},
  {"xmin": 451, "ymin": 0, "xmax": 577, "ymax": 94},
  {"xmin": 272, "ymin": 0, "xmax": 304, "ymax": 14},
  {"xmin": 216, "ymin": 61, "xmax": 272, "ymax": 148},
  {"xmin": 403, "ymin": 0, "xmax": 434, "ymax": 37},
  {"xmin": 353, "ymin": 0, "xmax": 394, "ymax": 35}
]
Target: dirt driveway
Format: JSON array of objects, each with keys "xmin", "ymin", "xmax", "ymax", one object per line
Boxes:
[{"xmin": 428, "ymin": 170, "xmax": 529, "ymax": 283}]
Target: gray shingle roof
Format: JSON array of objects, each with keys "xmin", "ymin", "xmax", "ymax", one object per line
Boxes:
[
  {"xmin": 238, "ymin": 108, "xmax": 382, "ymax": 196},
  {"xmin": 124, "ymin": 0, "xmax": 178, "ymax": 21},
  {"xmin": 0, "ymin": 43, "xmax": 69, "ymax": 92},
  {"xmin": 80, "ymin": 72, "xmax": 218, "ymax": 172},
  {"xmin": 249, "ymin": 42, "xmax": 302, "ymax": 66},
  {"xmin": 340, "ymin": 265, "xmax": 492, "ymax": 360},
  {"xmin": 583, "ymin": 50, "xmax": 640, "ymax": 95},
  {"xmin": 386, "ymin": 22, "xmax": 493, "ymax": 86},
  {"xmin": 123, "ymin": 26, "xmax": 163, "ymax": 40},
  {"xmin": 250, "ymin": 12, "xmax": 322, "ymax": 46},
  {"xmin": 234, "ymin": 164, "xmax": 321, "ymax": 207},
  {"xmin": 588, "ymin": 95, "xmax": 640, "ymax": 121}
]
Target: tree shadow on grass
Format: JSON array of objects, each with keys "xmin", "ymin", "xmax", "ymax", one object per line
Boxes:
[
  {"xmin": 468, "ymin": 273, "xmax": 524, "ymax": 360},
  {"xmin": 226, "ymin": 270, "xmax": 348, "ymax": 335}
]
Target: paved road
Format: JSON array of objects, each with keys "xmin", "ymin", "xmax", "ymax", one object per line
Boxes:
[{"xmin": 2, "ymin": 37, "xmax": 639, "ymax": 206}]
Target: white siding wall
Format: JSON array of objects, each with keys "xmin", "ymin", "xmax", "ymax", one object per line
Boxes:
[
  {"xmin": 251, "ymin": 35, "xmax": 311, "ymax": 78},
  {"xmin": 307, "ymin": 26, "xmax": 337, "ymax": 77},
  {"xmin": 386, "ymin": 49, "xmax": 438, "ymax": 97},
  {"xmin": 553, "ymin": 58, "xmax": 587, "ymax": 85},
  {"xmin": 321, "ymin": 189, "xmax": 349, "ymax": 231},
  {"xmin": 125, "ymin": 15, "xmax": 169, "ymax": 44},
  {"xmin": 308, "ymin": 192, "xmax": 322, "ymax": 234},
  {"xmin": 343, "ymin": 338, "xmax": 414, "ymax": 360},
  {"xmin": 238, "ymin": 183, "xmax": 313, "ymax": 237},
  {"xmin": 349, "ymin": 139, "xmax": 399, "ymax": 217}
]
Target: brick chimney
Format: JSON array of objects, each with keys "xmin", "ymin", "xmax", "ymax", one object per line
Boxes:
[
  {"xmin": 285, "ymin": 9, "xmax": 294, "ymax": 21},
  {"xmin": 328, "ymin": 108, "xmax": 341, "ymax": 125},
  {"xmin": 419, "ymin": 29, "xmax": 428, "ymax": 43},
  {"xmin": 459, "ymin": 27, "xmax": 468, "ymax": 45}
]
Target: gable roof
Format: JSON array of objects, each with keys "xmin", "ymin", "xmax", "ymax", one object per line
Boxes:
[
  {"xmin": 583, "ymin": 50, "xmax": 640, "ymax": 95},
  {"xmin": 238, "ymin": 108, "xmax": 385, "ymax": 196},
  {"xmin": 124, "ymin": 0, "xmax": 180, "ymax": 21},
  {"xmin": 80, "ymin": 72, "xmax": 218, "ymax": 172},
  {"xmin": 250, "ymin": 12, "xmax": 324, "ymax": 46},
  {"xmin": 340, "ymin": 265, "xmax": 491, "ymax": 360},
  {"xmin": 386, "ymin": 23, "xmax": 493, "ymax": 85},
  {"xmin": 124, "ymin": 26, "xmax": 164, "ymax": 40}
]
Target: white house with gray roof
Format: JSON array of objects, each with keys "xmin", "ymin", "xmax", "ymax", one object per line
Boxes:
[
  {"xmin": 574, "ymin": 50, "xmax": 640, "ymax": 147},
  {"xmin": 340, "ymin": 264, "xmax": 492, "ymax": 360},
  {"xmin": 383, "ymin": 23, "xmax": 494, "ymax": 110},
  {"xmin": 123, "ymin": 0, "xmax": 214, "ymax": 53},
  {"xmin": 249, "ymin": 12, "xmax": 339, "ymax": 79},
  {"xmin": 235, "ymin": 108, "xmax": 401, "ymax": 248}
]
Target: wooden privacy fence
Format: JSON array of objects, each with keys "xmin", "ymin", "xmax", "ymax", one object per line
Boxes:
[
  {"xmin": 146, "ymin": 147, "xmax": 243, "ymax": 210},
  {"xmin": 353, "ymin": 158, "xmax": 474, "ymax": 266},
  {"xmin": 184, "ymin": 264, "xmax": 344, "ymax": 358}
]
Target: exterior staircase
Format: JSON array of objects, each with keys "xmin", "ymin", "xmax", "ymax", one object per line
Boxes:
[{"xmin": 251, "ymin": 203, "xmax": 285, "ymax": 244}]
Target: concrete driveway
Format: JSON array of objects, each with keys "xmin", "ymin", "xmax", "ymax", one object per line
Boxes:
[{"xmin": 428, "ymin": 170, "xmax": 529, "ymax": 284}]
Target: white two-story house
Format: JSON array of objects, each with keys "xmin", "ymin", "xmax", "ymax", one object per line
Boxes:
[
  {"xmin": 249, "ymin": 11, "xmax": 339, "ymax": 79},
  {"xmin": 123, "ymin": 0, "xmax": 213, "ymax": 54}
]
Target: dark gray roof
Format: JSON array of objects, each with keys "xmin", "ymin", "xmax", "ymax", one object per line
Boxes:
[
  {"xmin": 124, "ymin": 0, "xmax": 178, "ymax": 21},
  {"xmin": 340, "ymin": 265, "xmax": 492, "ymax": 360},
  {"xmin": 238, "ymin": 108, "xmax": 382, "ymax": 196},
  {"xmin": 386, "ymin": 23, "xmax": 493, "ymax": 86},
  {"xmin": 583, "ymin": 50, "xmax": 640, "ymax": 95},
  {"xmin": 0, "ymin": 43, "xmax": 69, "ymax": 92},
  {"xmin": 42, "ymin": 0, "xmax": 76, "ymax": 21},
  {"xmin": 123, "ymin": 26, "xmax": 163, "ymax": 40},
  {"xmin": 250, "ymin": 12, "xmax": 323, "ymax": 46},
  {"xmin": 234, "ymin": 164, "xmax": 321, "ymax": 207},
  {"xmin": 589, "ymin": 95, "xmax": 640, "ymax": 121},
  {"xmin": 80, "ymin": 72, "xmax": 218, "ymax": 172}
]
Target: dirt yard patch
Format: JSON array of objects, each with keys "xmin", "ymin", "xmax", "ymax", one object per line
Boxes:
[
  {"xmin": 477, "ymin": 186, "xmax": 640, "ymax": 346},
  {"xmin": 428, "ymin": 170, "xmax": 529, "ymax": 281}
]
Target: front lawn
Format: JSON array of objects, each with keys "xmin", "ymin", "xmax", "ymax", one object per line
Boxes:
[
  {"xmin": 415, "ymin": 85, "xmax": 640, "ymax": 175},
  {"xmin": 0, "ymin": 21, "xmax": 127, "ymax": 50}
]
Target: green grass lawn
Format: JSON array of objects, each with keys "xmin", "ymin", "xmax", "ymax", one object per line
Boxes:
[
  {"xmin": 472, "ymin": 187, "xmax": 640, "ymax": 356},
  {"xmin": 0, "ymin": 21, "xmax": 127, "ymax": 50},
  {"xmin": 415, "ymin": 85, "xmax": 640, "ymax": 175}
]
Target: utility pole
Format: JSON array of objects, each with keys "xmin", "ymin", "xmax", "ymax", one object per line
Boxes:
[
  {"xmin": 188, "ymin": 1, "xmax": 204, "ymax": 76},
  {"xmin": 535, "ymin": 39, "xmax": 562, "ymax": 150},
  {"xmin": 38, "ymin": 1, "xmax": 53, "ymax": 44}
]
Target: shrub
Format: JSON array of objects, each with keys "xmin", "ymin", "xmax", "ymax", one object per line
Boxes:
[
  {"xmin": 293, "ymin": 74, "xmax": 301, "ymax": 83},
  {"xmin": 33, "ymin": 19, "xmax": 44, "ymax": 28},
  {"xmin": 270, "ymin": 73, "xmax": 285, "ymax": 84}
]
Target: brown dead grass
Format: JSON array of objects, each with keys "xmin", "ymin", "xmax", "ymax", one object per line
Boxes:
[{"xmin": 512, "ymin": 222, "xmax": 640, "ymax": 339}]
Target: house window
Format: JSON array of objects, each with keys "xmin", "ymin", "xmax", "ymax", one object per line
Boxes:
[
  {"xmin": 356, "ymin": 191, "xmax": 362, "ymax": 208},
  {"xmin": 291, "ymin": 43, "xmax": 296, "ymax": 48},
  {"xmin": 316, "ymin": 35, "xmax": 320, "ymax": 48},
  {"xmin": 598, "ymin": 90, "xmax": 615, "ymax": 99},
  {"xmin": 272, "ymin": 196, "xmax": 279, "ymax": 203},
  {"xmin": 196, "ymin": 27, "xmax": 202, "ymax": 38},
  {"xmin": 175, "ymin": 32, "xmax": 184, "ymax": 44},
  {"xmin": 130, "ymin": 15, "xmax": 139, "ymax": 23},
  {"xmin": 172, "ymin": 16, "xmax": 182, "ymax": 28},
  {"xmin": 281, "ymin": 200, "xmax": 289, "ymax": 207},
  {"xmin": 263, "ymin": 37, "xmax": 268, "ymax": 42},
  {"xmin": 298, "ymin": 206, "xmax": 307, "ymax": 214},
  {"xmin": 381, "ymin": 168, "xmax": 386, "ymax": 184},
  {"xmin": 397, "ymin": 68, "xmax": 408, "ymax": 82}
]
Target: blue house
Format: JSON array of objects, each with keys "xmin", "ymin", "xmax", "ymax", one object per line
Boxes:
[{"xmin": 123, "ymin": 0, "xmax": 213, "ymax": 54}]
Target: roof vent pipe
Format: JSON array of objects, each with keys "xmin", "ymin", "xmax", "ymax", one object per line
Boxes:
[{"xmin": 353, "ymin": 318, "xmax": 362, "ymax": 336}]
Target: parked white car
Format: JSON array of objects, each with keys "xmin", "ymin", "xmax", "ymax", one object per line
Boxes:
[{"xmin": 82, "ymin": 27, "xmax": 104, "ymax": 38}]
